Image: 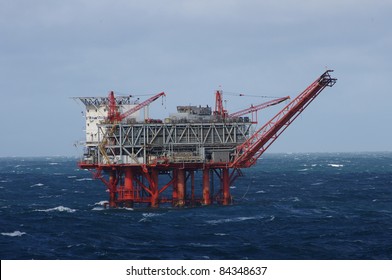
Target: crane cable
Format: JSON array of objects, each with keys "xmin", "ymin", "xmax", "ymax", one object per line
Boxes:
[{"xmin": 222, "ymin": 91, "xmax": 285, "ymax": 99}]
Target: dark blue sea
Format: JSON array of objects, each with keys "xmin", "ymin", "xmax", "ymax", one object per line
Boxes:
[{"xmin": 1, "ymin": 153, "xmax": 392, "ymax": 260}]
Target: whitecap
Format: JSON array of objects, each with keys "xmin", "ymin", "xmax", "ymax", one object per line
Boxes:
[
  {"xmin": 230, "ymin": 186, "xmax": 236, "ymax": 189},
  {"xmin": 73, "ymin": 190, "xmax": 84, "ymax": 193},
  {"xmin": 92, "ymin": 207, "xmax": 105, "ymax": 211},
  {"xmin": 207, "ymin": 216, "xmax": 262, "ymax": 225},
  {"xmin": 49, "ymin": 162, "xmax": 59, "ymax": 165},
  {"xmin": 35, "ymin": 206, "xmax": 76, "ymax": 213},
  {"xmin": 142, "ymin": 213, "xmax": 163, "ymax": 218},
  {"xmin": 76, "ymin": 178, "xmax": 93, "ymax": 181},
  {"xmin": 256, "ymin": 190, "xmax": 265, "ymax": 193},
  {"xmin": 1, "ymin": 231, "xmax": 26, "ymax": 237},
  {"xmin": 311, "ymin": 182, "xmax": 324, "ymax": 186},
  {"xmin": 214, "ymin": 233, "xmax": 228, "ymax": 236},
  {"xmin": 95, "ymin": 200, "xmax": 109, "ymax": 206},
  {"xmin": 269, "ymin": 215, "xmax": 275, "ymax": 221},
  {"xmin": 67, "ymin": 176, "xmax": 77, "ymax": 179},
  {"xmin": 38, "ymin": 195, "xmax": 53, "ymax": 198},
  {"xmin": 30, "ymin": 183, "xmax": 44, "ymax": 187},
  {"xmin": 116, "ymin": 206, "xmax": 134, "ymax": 211},
  {"xmin": 139, "ymin": 212, "xmax": 164, "ymax": 222},
  {"xmin": 188, "ymin": 242, "xmax": 215, "ymax": 248},
  {"xmin": 328, "ymin": 163, "xmax": 343, "ymax": 168}
]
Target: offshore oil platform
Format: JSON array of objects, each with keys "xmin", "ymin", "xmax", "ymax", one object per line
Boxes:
[{"xmin": 76, "ymin": 70, "xmax": 336, "ymax": 208}]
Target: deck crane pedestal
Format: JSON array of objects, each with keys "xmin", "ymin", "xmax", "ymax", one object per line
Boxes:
[{"xmin": 77, "ymin": 70, "xmax": 337, "ymax": 208}]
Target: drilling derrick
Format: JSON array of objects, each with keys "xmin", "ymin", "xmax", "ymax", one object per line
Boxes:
[{"xmin": 76, "ymin": 70, "xmax": 337, "ymax": 208}]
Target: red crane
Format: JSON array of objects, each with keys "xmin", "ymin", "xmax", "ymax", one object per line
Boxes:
[
  {"xmin": 107, "ymin": 91, "xmax": 166, "ymax": 123},
  {"xmin": 107, "ymin": 91, "xmax": 120, "ymax": 122},
  {"xmin": 230, "ymin": 70, "xmax": 337, "ymax": 168},
  {"xmin": 228, "ymin": 96, "xmax": 290, "ymax": 123},
  {"xmin": 213, "ymin": 90, "xmax": 228, "ymax": 118},
  {"xmin": 101, "ymin": 91, "xmax": 166, "ymax": 164}
]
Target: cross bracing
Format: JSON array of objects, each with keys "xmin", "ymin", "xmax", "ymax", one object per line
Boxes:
[{"xmin": 94, "ymin": 122, "xmax": 252, "ymax": 164}]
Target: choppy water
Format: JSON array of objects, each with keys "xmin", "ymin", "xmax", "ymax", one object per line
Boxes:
[{"xmin": 1, "ymin": 153, "xmax": 391, "ymax": 259}]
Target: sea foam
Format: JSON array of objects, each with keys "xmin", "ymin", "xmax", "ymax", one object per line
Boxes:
[
  {"xmin": 1, "ymin": 231, "xmax": 26, "ymax": 237},
  {"xmin": 328, "ymin": 163, "xmax": 344, "ymax": 168},
  {"xmin": 35, "ymin": 206, "xmax": 76, "ymax": 213}
]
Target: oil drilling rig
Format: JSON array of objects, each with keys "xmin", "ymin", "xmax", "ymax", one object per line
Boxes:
[{"xmin": 76, "ymin": 70, "xmax": 336, "ymax": 208}]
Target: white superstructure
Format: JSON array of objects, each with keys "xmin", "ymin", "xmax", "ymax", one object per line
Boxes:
[{"xmin": 76, "ymin": 96, "xmax": 140, "ymax": 146}]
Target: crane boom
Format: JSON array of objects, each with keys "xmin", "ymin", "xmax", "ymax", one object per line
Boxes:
[
  {"xmin": 230, "ymin": 70, "xmax": 337, "ymax": 168},
  {"xmin": 213, "ymin": 90, "xmax": 227, "ymax": 117},
  {"xmin": 101, "ymin": 91, "xmax": 166, "ymax": 164},
  {"xmin": 228, "ymin": 96, "xmax": 290, "ymax": 118},
  {"xmin": 107, "ymin": 91, "xmax": 120, "ymax": 122},
  {"xmin": 119, "ymin": 92, "xmax": 165, "ymax": 121}
]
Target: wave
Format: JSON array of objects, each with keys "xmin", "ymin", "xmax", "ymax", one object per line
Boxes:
[
  {"xmin": 30, "ymin": 183, "xmax": 44, "ymax": 187},
  {"xmin": 1, "ymin": 231, "xmax": 26, "ymax": 237},
  {"xmin": 76, "ymin": 178, "xmax": 93, "ymax": 181},
  {"xmin": 328, "ymin": 163, "xmax": 344, "ymax": 168},
  {"xmin": 35, "ymin": 206, "xmax": 76, "ymax": 213},
  {"xmin": 95, "ymin": 201, "xmax": 109, "ymax": 206},
  {"xmin": 139, "ymin": 212, "xmax": 165, "ymax": 222},
  {"xmin": 187, "ymin": 242, "xmax": 215, "ymax": 248},
  {"xmin": 207, "ymin": 215, "xmax": 263, "ymax": 225}
]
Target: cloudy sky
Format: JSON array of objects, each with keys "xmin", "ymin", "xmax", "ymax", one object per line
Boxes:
[{"xmin": 1, "ymin": 0, "xmax": 391, "ymax": 156}]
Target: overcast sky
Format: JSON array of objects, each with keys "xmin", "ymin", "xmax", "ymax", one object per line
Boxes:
[{"xmin": 1, "ymin": 0, "xmax": 391, "ymax": 157}]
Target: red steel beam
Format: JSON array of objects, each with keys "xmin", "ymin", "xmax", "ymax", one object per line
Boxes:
[{"xmin": 230, "ymin": 70, "xmax": 336, "ymax": 168}]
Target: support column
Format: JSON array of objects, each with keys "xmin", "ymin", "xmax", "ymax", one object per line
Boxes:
[
  {"xmin": 150, "ymin": 168, "xmax": 159, "ymax": 208},
  {"xmin": 190, "ymin": 170, "xmax": 195, "ymax": 205},
  {"xmin": 202, "ymin": 168, "xmax": 211, "ymax": 205},
  {"xmin": 123, "ymin": 168, "xmax": 134, "ymax": 207},
  {"xmin": 109, "ymin": 170, "xmax": 117, "ymax": 208},
  {"xmin": 222, "ymin": 168, "xmax": 231, "ymax": 205},
  {"xmin": 177, "ymin": 169, "xmax": 185, "ymax": 207},
  {"xmin": 172, "ymin": 169, "xmax": 178, "ymax": 207}
]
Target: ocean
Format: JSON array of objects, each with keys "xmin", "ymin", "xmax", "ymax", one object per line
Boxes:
[{"xmin": 1, "ymin": 152, "xmax": 391, "ymax": 260}]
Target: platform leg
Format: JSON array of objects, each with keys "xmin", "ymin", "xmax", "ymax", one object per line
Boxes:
[
  {"xmin": 202, "ymin": 168, "xmax": 211, "ymax": 205},
  {"xmin": 222, "ymin": 168, "xmax": 231, "ymax": 205},
  {"xmin": 124, "ymin": 168, "xmax": 134, "ymax": 208},
  {"xmin": 177, "ymin": 169, "xmax": 185, "ymax": 207},
  {"xmin": 109, "ymin": 170, "xmax": 117, "ymax": 208},
  {"xmin": 150, "ymin": 169, "xmax": 159, "ymax": 208}
]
